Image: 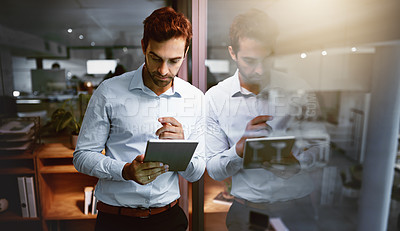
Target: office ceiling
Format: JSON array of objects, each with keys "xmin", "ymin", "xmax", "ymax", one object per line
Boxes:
[
  {"xmin": 0, "ymin": 0, "xmax": 399, "ymax": 55},
  {"xmin": 207, "ymin": 0, "xmax": 400, "ymax": 54},
  {"xmin": 0, "ymin": 0, "xmax": 166, "ymax": 48}
]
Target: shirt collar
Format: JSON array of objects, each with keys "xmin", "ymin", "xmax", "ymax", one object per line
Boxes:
[{"xmin": 129, "ymin": 63, "xmax": 181, "ymax": 97}]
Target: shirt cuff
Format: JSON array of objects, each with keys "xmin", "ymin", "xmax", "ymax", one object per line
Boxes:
[
  {"xmin": 111, "ymin": 160, "xmax": 129, "ymax": 181},
  {"xmin": 228, "ymin": 144, "xmax": 243, "ymax": 166}
]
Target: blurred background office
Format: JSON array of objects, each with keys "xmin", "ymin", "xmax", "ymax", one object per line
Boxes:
[{"xmin": 0, "ymin": 0, "xmax": 400, "ymax": 231}]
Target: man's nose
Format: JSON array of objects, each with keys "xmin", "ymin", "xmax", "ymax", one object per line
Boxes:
[
  {"xmin": 158, "ymin": 62, "xmax": 169, "ymax": 76},
  {"xmin": 254, "ymin": 62, "xmax": 265, "ymax": 75}
]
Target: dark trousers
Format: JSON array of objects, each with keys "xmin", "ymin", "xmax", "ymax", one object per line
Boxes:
[
  {"xmin": 95, "ymin": 204, "xmax": 188, "ymax": 231},
  {"xmin": 226, "ymin": 197, "xmax": 318, "ymax": 231}
]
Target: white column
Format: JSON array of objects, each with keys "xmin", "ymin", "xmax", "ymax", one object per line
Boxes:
[{"xmin": 357, "ymin": 45, "xmax": 400, "ymax": 231}]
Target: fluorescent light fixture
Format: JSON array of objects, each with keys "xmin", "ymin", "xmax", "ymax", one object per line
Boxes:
[
  {"xmin": 205, "ymin": 59, "xmax": 230, "ymax": 73},
  {"xmin": 87, "ymin": 60, "xmax": 117, "ymax": 74},
  {"xmin": 16, "ymin": 99, "xmax": 41, "ymax": 104}
]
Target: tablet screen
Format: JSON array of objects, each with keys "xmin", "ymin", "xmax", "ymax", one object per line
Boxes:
[
  {"xmin": 143, "ymin": 139, "xmax": 199, "ymax": 171},
  {"xmin": 243, "ymin": 136, "xmax": 295, "ymax": 169}
]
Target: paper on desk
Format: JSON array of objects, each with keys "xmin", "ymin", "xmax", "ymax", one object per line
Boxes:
[{"xmin": 0, "ymin": 121, "xmax": 34, "ymax": 134}]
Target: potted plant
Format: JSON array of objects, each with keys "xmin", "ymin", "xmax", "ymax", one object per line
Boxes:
[
  {"xmin": 42, "ymin": 94, "xmax": 91, "ymax": 148},
  {"xmin": 51, "ymin": 106, "xmax": 80, "ymax": 148}
]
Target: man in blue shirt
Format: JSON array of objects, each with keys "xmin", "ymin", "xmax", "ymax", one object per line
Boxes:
[
  {"xmin": 206, "ymin": 9, "xmax": 321, "ymax": 231},
  {"xmin": 73, "ymin": 7, "xmax": 205, "ymax": 231}
]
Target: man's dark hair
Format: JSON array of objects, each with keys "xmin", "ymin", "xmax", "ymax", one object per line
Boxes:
[
  {"xmin": 142, "ymin": 7, "xmax": 192, "ymax": 52},
  {"xmin": 229, "ymin": 9, "xmax": 279, "ymax": 54}
]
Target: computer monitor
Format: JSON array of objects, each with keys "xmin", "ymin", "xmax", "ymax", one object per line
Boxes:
[
  {"xmin": 31, "ymin": 69, "xmax": 67, "ymax": 93},
  {"xmin": 86, "ymin": 60, "xmax": 117, "ymax": 75}
]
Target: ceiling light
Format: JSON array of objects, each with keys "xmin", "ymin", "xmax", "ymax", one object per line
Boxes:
[
  {"xmin": 300, "ymin": 53, "xmax": 307, "ymax": 59},
  {"xmin": 321, "ymin": 50, "xmax": 327, "ymax": 56},
  {"xmin": 91, "ymin": 42, "xmax": 96, "ymax": 46},
  {"xmin": 79, "ymin": 34, "xmax": 84, "ymax": 40},
  {"xmin": 351, "ymin": 47, "xmax": 357, "ymax": 52},
  {"xmin": 123, "ymin": 47, "xmax": 128, "ymax": 53},
  {"xmin": 13, "ymin": 91, "xmax": 20, "ymax": 97},
  {"xmin": 67, "ymin": 28, "xmax": 73, "ymax": 33}
]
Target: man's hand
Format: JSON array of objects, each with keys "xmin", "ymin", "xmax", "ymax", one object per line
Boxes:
[
  {"xmin": 155, "ymin": 117, "xmax": 184, "ymax": 140},
  {"xmin": 122, "ymin": 154, "xmax": 169, "ymax": 185},
  {"xmin": 236, "ymin": 115, "xmax": 273, "ymax": 158},
  {"xmin": 262, "ymin": 152, "xmax": 301, "ymax": 179}
]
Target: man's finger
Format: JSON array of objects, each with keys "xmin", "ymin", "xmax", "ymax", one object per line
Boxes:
[
  {"xmin": 158, "ymin": 117, "xmax": 182, "ymax": 127},
  {"xmin": 248, "ymin": 122, "xmax": 272, "ymax": 131},
  {"xmin": 134, "ymin": 154, "xmax": 145, "ymax": 162},
  {"xmin": 142, "ymin": 165, "xmax": 170, "ymax": 184},
  {"xmin": 145, "ymin": 167, "xmax": 169, "ymax": 183},
  {"xmin": 140, "ymin": 160, "xmax": 166, "ymax": 170},
  {"xmin": 140, "ymin": 164, "xmax": 169, "ymax": 176},
  {"xmin": 158, "ymin": 131, "xmax": 184, "ymax": 139},
  {"xmin": 249, "ymin": 115, "xmax": 273, "ymax": 125},
  {"xmin": 155, "ymin": 124, "xmax": 181, "ymax": 136}
]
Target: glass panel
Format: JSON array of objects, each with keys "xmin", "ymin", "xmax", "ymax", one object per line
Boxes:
[{"xmin": 205, "ymin": 1, "xmax": 400, "ymax": 231}]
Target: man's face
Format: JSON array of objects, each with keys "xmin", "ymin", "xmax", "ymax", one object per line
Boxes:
[
  {"xmin": 142, "ymin": 37, "xmax": 187, "ymax": 90},
  {"xmin": 229, "ymin": 37, "xmax": 274, "ymax": 87}
]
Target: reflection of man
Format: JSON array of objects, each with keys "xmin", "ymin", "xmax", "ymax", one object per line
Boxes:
[
  {"xmin": 206, "ymin": 9, "xmax": 319, "ymax": 231},
  {"xmin": 73, "ymin": 7, "xmax": 205, "ymax": 231}
]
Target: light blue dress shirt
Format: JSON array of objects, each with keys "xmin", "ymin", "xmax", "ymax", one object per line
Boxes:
[
  {"xmin": 73, "ymin": 64, "xmax": 205, "ymax": 208},
  {"xmin": 205, "ymin": 70, "xmax": 318, "ymax": 203}
]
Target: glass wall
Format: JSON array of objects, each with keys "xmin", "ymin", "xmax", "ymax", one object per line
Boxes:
[
  {"xmin": 204, "ymin": 0, "xmax": 400, "ymax": 230},
  {"xmin": 2, "ymin": 1, "xmax": 400, "ymax": 230}
]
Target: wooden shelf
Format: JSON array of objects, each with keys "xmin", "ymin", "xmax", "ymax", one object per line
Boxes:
[
  {"xmin": 43, "ymin": 192, "xmax": 96, "ymax": 220},
  {"xmin": 0, "ymin": 152, "xmax": 35, "ymax": 160},
  {"xmin": 37, "ymin": 143, "xmax": 99, "ymax": 227},
  {"xmin": 40, "ymin": 165, "xmax": 78, "ymax": 174},
  {"xmin": 0, "ymin": 157, "xmax": 36, "ymax": 175},
  {"xmin": 0, "ymin": 167, "xmax": 35, "ymax": 175},
  {"xmin": 36, "ymin": 143, "xmax": 74, "ymax": 159},
  {"xmin": 1, "ymin": 141, "xmax": 98, "ymax": 230},
  {"xmin": 37, "ymin": 143, "xmax": 77, "ymax": 174},
  {"xmin": 0, "ymin": 117, "xmax": 42, "ymax": 230},
  {"xmin": 0, "ymin": 210, "xmax": 40, "ymax": 221}
]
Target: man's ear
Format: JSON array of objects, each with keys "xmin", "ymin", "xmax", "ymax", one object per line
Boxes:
[
  {"xmin": 228, "ymin": 46, "xmax": 237, "ymax": 62},
  {"xmin": 141, "ymin": 39, "xmax": 146, "ymax": 55}
]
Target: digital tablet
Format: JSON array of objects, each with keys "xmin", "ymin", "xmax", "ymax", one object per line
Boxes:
[
  {"xmin": 243, "ymin": 136, "xmax": 295, "ymax": 169},
  {"xmin": 143, "ymin": 139, "xmax": 199, "ymax": 171}
]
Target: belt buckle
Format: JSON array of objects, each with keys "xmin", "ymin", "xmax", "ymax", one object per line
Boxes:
[{"xmin": 138, "ymin": 207, "xmax": 151, "ymax": 218}]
